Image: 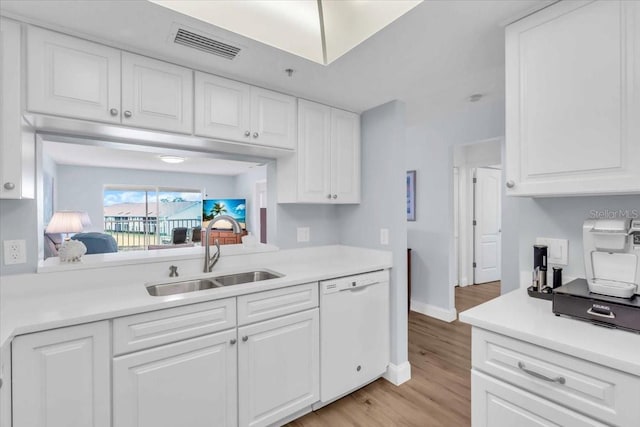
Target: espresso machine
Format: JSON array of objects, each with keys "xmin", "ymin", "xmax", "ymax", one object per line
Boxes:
[{"xmin": 552, "ymin": 218, "xmax": 640, "ymax": 333}]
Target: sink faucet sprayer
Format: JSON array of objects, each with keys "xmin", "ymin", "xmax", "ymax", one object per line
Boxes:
[{"xmin": 204, "ymin": 215, "xmax": 243, "ymax": 273}]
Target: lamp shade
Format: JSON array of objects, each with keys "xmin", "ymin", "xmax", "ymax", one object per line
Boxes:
[
  {"xmin": 45, "ymin": 211, "xmax": 84, "ymax": 234},
  {"xmin": 76, "ymin": 211, "xmax": 92, "ymax": 228}
]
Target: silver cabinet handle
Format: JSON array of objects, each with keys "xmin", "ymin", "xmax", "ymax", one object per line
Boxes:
[
  {"xmin": 230, "ymin": 339, "xmax": 237, "ymax": 345},
  {"xmin": 124, "ymin": 110, "xmax": 132, "ymax": 118},
  {"xmin": 244, "ymin": 131, "xmax": 250, "ymax": 137},
  {"xmin": 110, "ymin": 108, "xmax": 119, "ymax": 116},
  {"xmin": 517, "ymin": 362, "xmax": 566, "ymax": 384},
  {"xmin": 332, "ymin": 194, "xmax": 337, "ymax": 199},
  {"xmin": 253, "ymin": 132, "xmax": 259, "ymax": 138},
  {"xmin": 506, "ymin": 180, "xmax": 515, "ymax": 188},
  {"xmin": 3, "ymin": 182, "xmax": 15, "ymax": 190},
  {"xmin": 242, "ymin": 336, "xmax": 248, "ymax": 342},
  {"xmin": 587, "ymin": 308, "xmax": 615, "ymax": 319},
  {"xmin": 326, "ymin": 194, "xmax": 332, "ymax": 199}
]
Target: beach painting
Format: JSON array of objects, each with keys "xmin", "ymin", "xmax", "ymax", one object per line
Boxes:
[{"xmin": 203, "ymin": 198, "xmax": 247, "ymax": 230}]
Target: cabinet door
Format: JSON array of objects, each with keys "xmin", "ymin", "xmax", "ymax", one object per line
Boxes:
[
  {"xmin": 1, "ymin": 18, "xmax": 34, "ymax": 199},
  {"xmin": 505, "ymin": 0, "xmax": 640, "ymax": 196},
  {"xmin": 250, "ymin": 87, "xmax": 296, "ymax": 149},
  {"xmin": 194, "ymin": 72, "xmax": 251, "ymax": 141},
  {"xmin": 238, "ymin": 309, "xmax": 319, "ymax": 427},
  {"xmin": 121, "ymin": 52, "xmax": 193, "ymax": 134},
  {"xmin": 330, "ymin": 108, "xmax": 360, "ymax": 203},
  {"xmin": 296, "ymin": 100, "xmax": 331, "ymax": 202},
  {"xmin": 472, "ymin": 370, "xmax": 608, "ymax": 427},
  {"xmin": 27, "ymin": 26, "xmax": 121, "ymax": 123},
  {"xmin": 12, "ymin": 321, "xmax": 111, "ymax": 427},
  {"xmin": 113, "ymin": 329, "xmax": 237, "ymax": 427}
]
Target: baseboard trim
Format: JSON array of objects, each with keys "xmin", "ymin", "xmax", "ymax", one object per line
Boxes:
[
  {"xmin": 383, "ymin": 361, "xmax": 412, "ymax": 386},
  {"xmin": 410, "ymin": 300, "xmax": 458, "ymax": 322}
]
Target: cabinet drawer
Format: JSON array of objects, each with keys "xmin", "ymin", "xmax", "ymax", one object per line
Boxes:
[
  {"xmin": 113, "ymin": 298, "xmax": 236, "ymax": 355},
  {"xmin": 237, "ymin": 282, "xmax": 318, "ymax": 326},
  {"xmin": 473, "ymin": 328, "xmax": 640, "ymax": 426},
  {"xmin": 472, "ymin": 370, "xmax": 607, "ymax": 427}
]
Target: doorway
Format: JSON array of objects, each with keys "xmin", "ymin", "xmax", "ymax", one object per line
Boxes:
[{"xmin": 452, "ymin": 138, "xmax": 503, "ymax": 288}]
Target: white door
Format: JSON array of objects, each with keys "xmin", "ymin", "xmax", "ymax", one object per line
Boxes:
[
  {"xmin": 12, "ymin": 321, "xmax": 111, "ymax": 427},
  {"xmin": 297, "ymin": 100, "xmax": 331, "ymax": 203},
  {"xmin": 474, "ymin": 167, "xmax": 502, "ymax": 284},
  {"xmin": 250, "ymin": 87, "xmax": 296, "ymax": 149},
  {"xmin": 194, "ymin": 71, "xmax": 251, "ymax": 141},
  {"xmin": 121, "ymin": 52, "xmax": 193, "ymax": 134},
  {"xmin": 330, "ymin": 108, "xmax": 361, "ymax": 203},
  {"xmin": 27, "ymin": 26, "xmax": 121, "ymax": 123},
  {"xmin": 238, "ymin": 309, "xmax": 319, "ymax": 427},
  {"xmin": 113, "ymin": 329, "xmax": 237, "ymax": 427}
]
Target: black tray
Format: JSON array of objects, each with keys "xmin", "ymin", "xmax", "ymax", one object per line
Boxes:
[{"xmin": 527, "ymin": 285, "xmax": 553, "ymax": 300}]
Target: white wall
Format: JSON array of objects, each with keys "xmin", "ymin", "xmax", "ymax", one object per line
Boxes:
[
  {"xmin": 337, "ymin": 100, "xmax": 408, "ymax": 368},
  {"xmin": 406, "ymin": 96, "xmax": 506, "ymax": 314},
  {"xmin": 234, "ymin": 165, "xmax": 267, "ymax": 235},
  {"xmin": 56, "ymin": 165, "xmax": 236, "ymax": 234}
]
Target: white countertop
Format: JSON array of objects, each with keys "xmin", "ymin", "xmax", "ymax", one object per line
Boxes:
[
  {"xmin": 459, "ymin": 288, "xmax": 640, "ymax": 376},
  {"xmin": 1, "ymin": 245, "xmax": 392, "ymax": 350}
]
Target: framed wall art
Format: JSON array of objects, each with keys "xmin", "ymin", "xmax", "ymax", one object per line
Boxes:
[{"xmin": 407, "ymin": 170, "xmax": 416, "ymax": 221}]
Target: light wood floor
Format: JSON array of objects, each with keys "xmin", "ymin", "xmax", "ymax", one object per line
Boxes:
[{"xmin": 287, "ymin": 281, "xmax": 501, "ymax": 427}]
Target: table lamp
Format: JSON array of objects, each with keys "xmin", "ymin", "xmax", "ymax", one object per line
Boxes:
[{"xmin": 45, "ymin": 211, "xmax": 88, "ymax": 262}]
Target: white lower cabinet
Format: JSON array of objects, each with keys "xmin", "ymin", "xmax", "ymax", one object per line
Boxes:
[
  {"xmin": 11, "ymin": 321, "xmax": 111, "ymax": 427},
  {"xmin": 472, "ymin": 370, "xmax": 607, "ymax": 427},
  {"xmin": 238, "ymin": 309, "xmax": 319, "ymax": 427},
  {"xmin": 113, "ymin": 329, "xmax": 238, "ymax": 427}
]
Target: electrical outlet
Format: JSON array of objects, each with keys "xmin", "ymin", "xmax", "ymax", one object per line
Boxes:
[
  {"xmin": 297, "ymin": 227, "xmax": 310, "ymax": 243},
  {"xmin": 4, "ymin": 239, "xmax": 26, "ymax": 265},
  {"xmin": 380, "ymin": 228, "xmax": 389, "ymax": 245},
  {"xmin": 536, "ymin": 237, "xmax": 568, "ymax": 265}
]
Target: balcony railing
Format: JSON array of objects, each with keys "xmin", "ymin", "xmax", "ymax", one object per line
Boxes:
[{"xmin": 104, "ymin": 217, "xmax": 202, "ymax": 250}]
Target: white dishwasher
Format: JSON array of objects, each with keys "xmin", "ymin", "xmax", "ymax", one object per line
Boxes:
[{"xmin": 318, "ymin": 269, "xmax": 390, "ymax": 404}]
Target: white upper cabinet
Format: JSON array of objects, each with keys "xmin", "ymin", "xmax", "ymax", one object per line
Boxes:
[
  {"xmin": 330, "ymin": 108, "xmax": 361, "ymax": 202},
  {"xmin": 195, "ymin": 72, "xmax": 296, "ymax": 149},
  {"xmin": 12, "ymin": 321, "xmax": 111, "ymax": 427},
  {"xmin": 121, "ymin": 52, "xmax": 193, "ymax": 134},
  {"xmin": 505, "ymin": 0, "xmax": 640, "ymax": 196},
  {"xmin": 250, "ymin": 87, "xmax": 296, "ymax": 149},
  {"xmin": 195, "ymin": 72, "xmax": 251, "ymax": 141},
  {"xmin": 296, "ymin": 100, "xmax": 332, "ymax": 202},
  {"xmin": 27, "ymin": 26, "xmax": 121, "ymax": 124},
  {"xmin": 279, "ymin": 99, "xmax": 360, "ymax": 203},
  {"xmin": 1, "ymin": 18, "xmax": 34, "ymax": 200}
]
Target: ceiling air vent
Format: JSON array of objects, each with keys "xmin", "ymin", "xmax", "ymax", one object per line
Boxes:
[{"xmin": 174, "ymin": 28, "xmax": 241, "ymax": 60}]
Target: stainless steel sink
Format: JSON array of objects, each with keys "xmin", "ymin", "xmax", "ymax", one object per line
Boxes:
[
  {"xmin": 146, "ymin": 270, "xmax": 283, "ymax": 296},
  {"xmin": 211, "ymin": 270, "xmax": 282, "ymax": 287},
  {"xmin": 146, "ymin": 279, "xmax": 221, "ymax": 296}
]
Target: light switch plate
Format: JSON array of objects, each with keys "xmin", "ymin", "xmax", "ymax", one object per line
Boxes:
[
  {"xmin": 4, "ymin": 239, "xmax": 26, "ymax": 265},
  {"xmin": 380, "ymin": 228, "xmax": 389, "ymax": 245},
  {"xmin": 297, "ymin": 227, "xmax": 310, "ymax": 243},
  {"xmin": 536, "ymin": 237, "xmax": 568, "ymax": 265}
]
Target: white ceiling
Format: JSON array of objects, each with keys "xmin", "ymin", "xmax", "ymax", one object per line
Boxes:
[
  {"xmin": 43, "ymin": 141, "xmax": 262, "ymax": 175},
  {"xmin": 0, "ymin": 0, "xmax": 548, "ymax": 126}
]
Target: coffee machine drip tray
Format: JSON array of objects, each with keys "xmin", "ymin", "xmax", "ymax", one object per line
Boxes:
[{"xmin": 553, "ymin": 279, "xmax": 640, "ymax": 333}]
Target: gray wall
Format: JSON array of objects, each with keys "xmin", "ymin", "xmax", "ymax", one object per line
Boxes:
[
  {"xmin": 509, "ymin": 195, "xmax": 640, "ymax": 291},
  {"xmin": 337, "ymin": 100, "xmax": 408, "ymax": 367},
  {"xmin": 0, "ymin": 199, "xmax": 38, "ymax": 275},
  {"xmin": 406, "ymin": 96, "xmax": 506, "ymax": 311},
  {"xmin": 234, "ymin": 165, "xmax": 267, "ymax": 234},
  {"xmin": 56, "ymin": 165, "xmax": 237, "ymax": 233}
]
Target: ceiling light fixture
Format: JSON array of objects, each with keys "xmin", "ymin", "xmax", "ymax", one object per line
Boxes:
[
  {"xmin": 150, "ymin": 0, "xmax": 423, "ymax": 65},
  {"xmin": 159, "ymin": 155, "xmax": 186, "ymax": 164}
]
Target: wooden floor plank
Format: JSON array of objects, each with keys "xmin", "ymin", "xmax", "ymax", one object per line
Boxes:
[{"xmin": 286, "ymin": 282, "xmax": 500, "ymax": 427}]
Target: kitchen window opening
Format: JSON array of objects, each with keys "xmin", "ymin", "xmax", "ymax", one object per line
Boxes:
[{"xmin": 103, "ymin": 185, "xmax": 203, "ymax": 251}]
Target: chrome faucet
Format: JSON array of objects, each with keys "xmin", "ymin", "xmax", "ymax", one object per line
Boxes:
[{"xmin": 204, "ymin": 215, "xmax": 242, "ymax": 273}]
